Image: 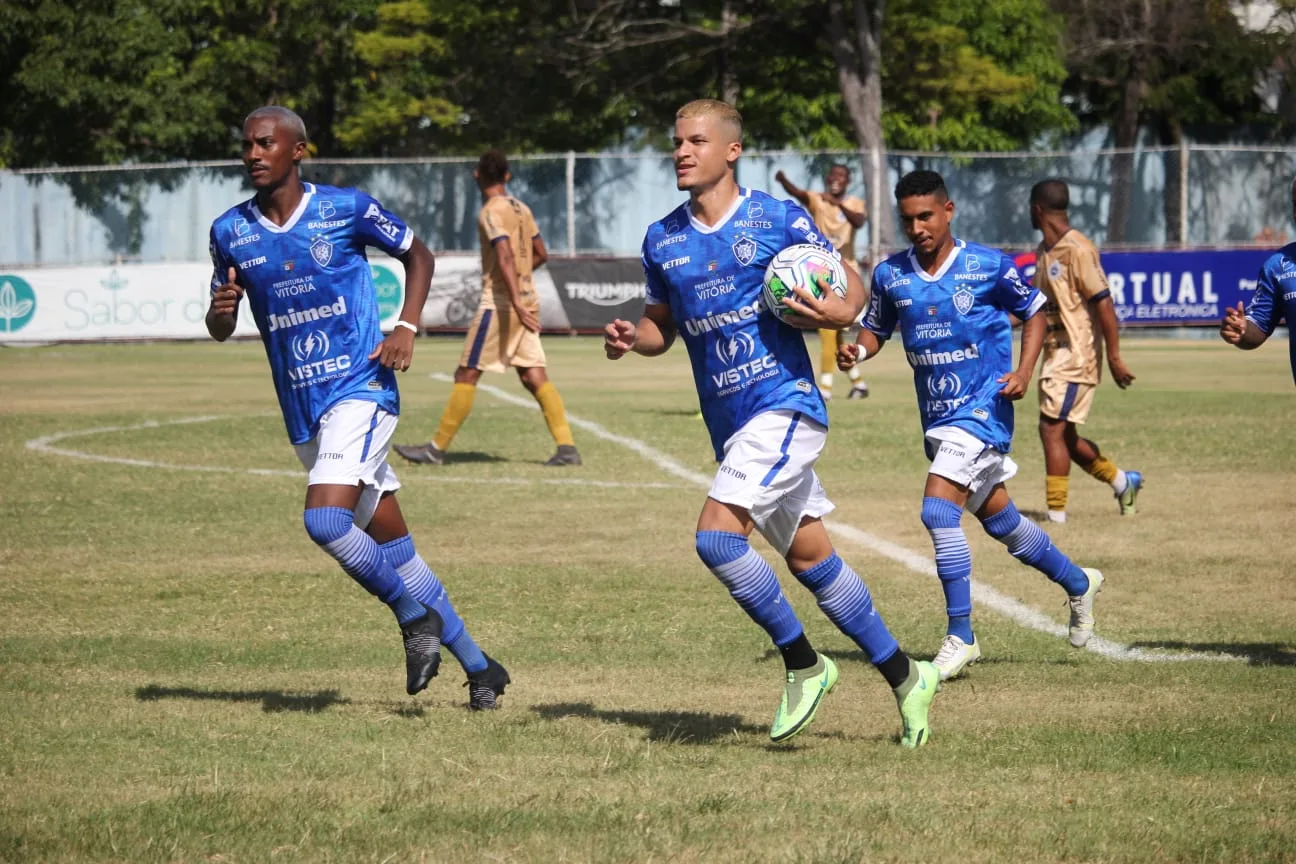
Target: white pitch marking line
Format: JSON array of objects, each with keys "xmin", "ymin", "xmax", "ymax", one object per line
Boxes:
[
  {"xmin": 23, "ymin": 416, "xmax": 686, "ymax": 491},
  {"xmin": 444, "ymin": 373, "xmax": 1240, "ymax": 664}
]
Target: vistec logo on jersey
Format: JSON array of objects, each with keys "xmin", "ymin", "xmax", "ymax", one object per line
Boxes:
[
  {"xmin": 292, "ymin": 330, "xmax": 331, "ymax": 363},
  {"xmin": 710, "ymin": 330, "xmax": 777, "ymax": 395},
  {"xmin": 924, "ymin": 371, "xmax": 968, "ymax": 416},
  {"xmin": 714, "ymin": 330, "xmax": 757, "ymax": 366}
]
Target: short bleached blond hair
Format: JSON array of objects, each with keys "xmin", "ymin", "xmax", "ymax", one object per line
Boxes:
[{"xmin": 675, "ymin": 99, "xmax": 743, "ymax": 143}]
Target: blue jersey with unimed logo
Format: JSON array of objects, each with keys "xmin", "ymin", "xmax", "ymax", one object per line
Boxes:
[
  {"xmin": 641, "ymin": 187, "xmax": 830, "ymax": 460},
  {"xmin": 863, "ymin": 239, "xmax": 1045, "ymax": 453},
  {"xmin": 209, "ymin": 183, "xmax": 414, "ymax": 444},
  {"xmin": 1245, "ymin": 242, "xmax": 1296, "ymax": 384}
]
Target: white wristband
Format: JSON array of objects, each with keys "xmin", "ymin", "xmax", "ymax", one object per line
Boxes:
[
  {"xmin": 394, "ymin": 320, "xmax": 419, "ymax": 334},
  {"xmin": 856, "ymin": 344, "xmax": 868, "ymax": 361}
]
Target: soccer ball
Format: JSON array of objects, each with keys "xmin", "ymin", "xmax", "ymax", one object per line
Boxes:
[{"xmin": 761, "ymin": 243, "xmax": 848, "ymax": 324}]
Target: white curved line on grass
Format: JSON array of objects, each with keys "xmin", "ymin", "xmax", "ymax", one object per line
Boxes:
[
  {"xmin": 443, "ymin": 373, "xmax": 1241, "ymax": 664},
  {"xmin": 24, "ymin": 416, "xmax": 686, "ymax": 491}
]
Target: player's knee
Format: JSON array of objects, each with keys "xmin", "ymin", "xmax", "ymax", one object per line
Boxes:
[
  {"xmin": 920, "ymin": 496, "xmax": 963, "ymax": 532},
  {"xmin": 695, "ymin": 530, "xmax": 748, "ymax": 569},
  {"xmin": 303, "ymin": 506, "xmax": 355, "ymax": 547},
  {"xmin": 980, "ymin": 502, "xmax": 1024, "ymax": 542}
]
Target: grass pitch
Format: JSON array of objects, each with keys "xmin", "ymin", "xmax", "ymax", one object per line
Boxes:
[{"xmin": 1, "ymin": 335, "xmax": 1294, "ymax": 863}]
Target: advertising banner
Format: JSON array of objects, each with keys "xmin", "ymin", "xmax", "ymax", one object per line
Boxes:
[{"xmin": 1014, "ymin": 248, "xmax": 1274, "ymax": 326}]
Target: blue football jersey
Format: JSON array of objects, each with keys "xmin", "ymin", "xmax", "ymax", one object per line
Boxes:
[
  {"xmin": 1246, "ymin": 243, "xmax": 1296, "ymax": 384},
  {"xmin": 209, "ymin": 183, "xmax": 413, "ymax": 444},
  {"xmin": 641, "ymin": 188, "xmax": 831, "ymax": 460},
  {"xmin": 864, "ymin": 239, "xmax": 1045, "ymax": 453}
]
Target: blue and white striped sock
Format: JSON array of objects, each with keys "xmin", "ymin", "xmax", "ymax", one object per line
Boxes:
[
  {"xmin": 696, "ymin": 531, "xmax": 803, "ymax": 647},
  {"xmin": 921, "ymin": 496, "xmax": 974, "ymax": 643},
  {"xmin": 982, "ymin": 503, "xmax": 1089, "ymax": 596},
  {"xmin": 381, "ymin": 535, "xmax": 488, "ymax": 675},
  {"xmin": 795, "ymin": 553, "xmax": 900, "ymax": 665},
  {"xmin": 303, "ymin": 507, "xmax": 424, "ymax": 625}
]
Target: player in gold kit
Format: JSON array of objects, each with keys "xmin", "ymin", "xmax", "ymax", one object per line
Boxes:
[
  {"xmin": 394, "ymin": 150, "xmax": 580, "ymax": 467},
  {"xmin": 1029, "ymin": 179, "xmax": 1140, "ymax": 522}
]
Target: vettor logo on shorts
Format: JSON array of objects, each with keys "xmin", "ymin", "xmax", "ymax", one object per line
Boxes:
[{"xmin": 0, "ymin": 275, "xmax": 36, "ymax": 333}]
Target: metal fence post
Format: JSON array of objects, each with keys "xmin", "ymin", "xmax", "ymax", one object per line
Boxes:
[
  {"xmin": 1180, "ymin": 140, "xmax": 1190, "ymax": 247},
  {"xmin": 565, "ymin": 150, "xmax": 576, "ymax": 255}
]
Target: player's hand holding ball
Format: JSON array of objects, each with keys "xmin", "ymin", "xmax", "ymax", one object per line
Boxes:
[
  {"xmin": 211, "ymin": 267, "xmax": 244, "ymax": 316},
  {"xmin": 763, "ymin": 244, "xmax": 854, "ymax": 330},
  {"xmin": 604, "ymin": 319, "xmax": 637, "ymax": 359}
]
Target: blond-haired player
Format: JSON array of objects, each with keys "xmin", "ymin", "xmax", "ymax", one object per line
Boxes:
[
  {"xmin": 1030, "ymin": 179, "xmax": 1141, "ymax": 522},
  {"xmin": 607, "ymin": 99, "xmax": 938, "ymax": 747},
  {"xmin": 775, "ymin": 165, "xmax": 870, "ymax": 401},
  {"xmin": 395, "ymin": 150, "xmax": 580, "ymax": 467}
]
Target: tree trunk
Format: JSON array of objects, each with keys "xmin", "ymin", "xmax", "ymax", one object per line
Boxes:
[
  {"xmin": 827, "ymin": 0, "xmax": 893, "ymax": 248},
  {"xmin": 1106, "ymin": 0, "xmax": 1151, "ymax": 246},
  {"xmin": 719, "ymin": 0, "xmax": 740, "ymax": 105},
  {"xmin": 1158, "ymin": 117, "xmax": 1184, "ymax": 246}
]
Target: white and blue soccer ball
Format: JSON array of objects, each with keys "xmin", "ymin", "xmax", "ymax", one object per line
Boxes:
[{"xmin": 761, "ymin": 243, "xmax": 848, "ymax": 324}]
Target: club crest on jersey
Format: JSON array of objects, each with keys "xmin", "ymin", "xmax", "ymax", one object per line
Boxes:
[
  {"xmin": 1048, "ymin": 261, "xmax": 1063, "ymax": 280},
  {"xmin": 953, "ymin": 287, "xmax": 975, "ymax": 315},
  {"xmin": 732, "ymin": 235, "xmax": 758, "ymax": 267},
  {"xmin": 318, "ymin": 200, "xmax": 335, "ymax": 219},
  {"xmin": 310, "ymin": 237, "xmax": 333, "ymax": 267},
  {"xmin": 234, "ymin": 217, "xmax": 251, "ymax": 237}
]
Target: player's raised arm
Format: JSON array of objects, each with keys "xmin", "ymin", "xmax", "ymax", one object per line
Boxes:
[
  {"xmin": 773, "ymin": 171, "xmax": 812, "ymax": 206},
  {"xmin": 835, "ymin": 196, "xmax": 866, "ymax": 230}
]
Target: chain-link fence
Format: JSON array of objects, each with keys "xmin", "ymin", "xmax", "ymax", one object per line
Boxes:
[{"xmin": 2, "ymin": 145, "xmax": 1294, "ymax": 268}]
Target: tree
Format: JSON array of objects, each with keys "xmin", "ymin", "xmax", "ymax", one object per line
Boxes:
[{"xmin": 1057, "ymin": 0, "xmax": 1278, "ymax": 244}]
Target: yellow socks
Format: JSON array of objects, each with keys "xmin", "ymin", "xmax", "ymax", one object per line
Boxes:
[
  {"xmin": 433, "ymin": 382, "xmax": 477, "ymax": 451},
  {"xmin": 534, "ymin": 381, "xmax": 575, "ymax": 447},
  {"xmin": 1046, "ymin": 475, "xmax": 1070, "ymax": 515},
  {"xmin": 819, "ymin": 329, "xmax": 838, "ymax": 381},
  {"xmin": 1086, "ymin": 455, "xmax": 1119, "ymax": 485}
]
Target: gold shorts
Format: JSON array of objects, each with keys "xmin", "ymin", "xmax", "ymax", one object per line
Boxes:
[
  {"xmin": 1038, "ymin": 377, "xmax": 1095, "ymax": 424},
  {"xmin": 459, "ymin": 305, "xmax": 547, "ymax": 372}
]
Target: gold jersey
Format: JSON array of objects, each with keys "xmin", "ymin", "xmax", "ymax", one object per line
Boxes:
[
  {"xmin": 1034, "ymin": 230, "xmax": 1109, "ymax": 384},
  {"xmin": 805, "ymin": 192, "xmax": 866, "ymax": 266},
  {"xmin": 477, "ymin": 194, "xmax": 540, "ymax": 311}
]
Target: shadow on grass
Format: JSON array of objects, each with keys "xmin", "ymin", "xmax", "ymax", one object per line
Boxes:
[
  {"xmin": 1128, "ymin": 641, "xmax": 1296, "ymax": 667},
  {"xmin": 532, "ymin": 701, "xmax": 763, "ymax": 744},
  {"xmin": 135, "ymin": 684, "xmax": 350, "ymax": 713},
  {"xmin": 635, "ymin": 408, "xmax": 703, "ymax": 418}
]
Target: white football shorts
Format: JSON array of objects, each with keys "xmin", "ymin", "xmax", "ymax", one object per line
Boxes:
[
  {"xmin": 707, "ymin": 409, "xmax": 835, "ymax": 556},
  {"xmin": 924, "ymin": 425, "xmax": 1017, "ymax": 513},
  {"xmin": 294, "ymin": 399, "xmax": 402, "ymax": 494}
]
